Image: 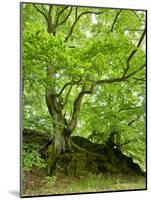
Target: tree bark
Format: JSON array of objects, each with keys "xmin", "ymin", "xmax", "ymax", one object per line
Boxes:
[{"xmin": 45, "ymin": 66, "xmax": 72, "ymax": 153}]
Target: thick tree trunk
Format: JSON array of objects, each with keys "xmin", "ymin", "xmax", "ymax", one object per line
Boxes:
[
  {"xmin": 45, "ymin": 66, "xmax": 71, "ymax": 154},
  {"xmin": 46, "ymin": 90, "xmax": 66, "ymax": 153}
]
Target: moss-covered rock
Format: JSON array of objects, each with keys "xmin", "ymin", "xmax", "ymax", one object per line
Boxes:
[{"xmin": 23, "ymin": 131, "xmax": 145, "ymax": 177}]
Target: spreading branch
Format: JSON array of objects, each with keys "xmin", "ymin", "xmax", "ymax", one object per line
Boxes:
[
  {"xmin": 48, "ymin": 5, "xmax": 53, "ymax": 17},
  {"xmin": 64, "ymin": 10, "xmax": 104, "ymax": 42},
  {"xmin": 127, "ymin": 120, "xmax": 136, "ymax": 127},
  {"xmin": 119, "ymin": 104, "xmax": 145, "ymax": 112},
  {"xmin": 41, "ymin": 5, "xmax": 47, "ymax": 16},
  {"xmin": 58, "ymin": 82, "xmax": 71, "ymax": 97},
  {"xmin": 75, "ymin": 7, "xmax": 78, "ymax": 19},
  {"xmin": 124, "ymin": 63, "xmax": 145, "ymax": 79},
  {"xmin": 33, "ymin": 4, "xmax": 54, "ymax": 34},
  {"xmin": 69, "ymin": 83, "xmax": 95, "ymax": 131},
  {"xmin": 86, "ymin": 62, "xmax": 145, "ymax": 86},
  {"xmin": 125, "ymin": 28, "xmax": 144, "ymax": 32},
  {"xmin": 131, "ymin": 10, "xmax": 144, "ymax": 22},
  {"xmin": 57, "ymin": 76, "xmax": 82, "ymax": 97},
  {"xmin": 111, "ymin": 10, "xmax": 122, "ymax": 32},
  {"xmin": 133, "ymin": 77, "xmax": 146, "ymax": 83},
  {"xmin": 81, "ymin": 83, "xmax": 96, "ymax": 94},
  {"xmin": 33, "ymin": 4, "xmax": 47, "ymax": 20},
  {"xmin": 56, "ymin": 6, "xmax": 69, "ymax": 26},
  {"xmin": 33, "ymin": 5, "xmax": 103, "ymax": 42},
  {"xmin": 57, "ymin": 62, "xmax": 145, "ymax": 120},
  {"xmin": 58, "ymin": 7, "xmax": 73, "ymax": 26},
  {"xmin": 58, "ymin": 6, "xmax": 69, "ymax": 15},
  {"xmin": 127, "ymin": 113, "xmax": 143, "ymax": 127},
  {"xmin": 118, "ymin": 139, "xmax": 137, "ymax": 147},
  {"xmin": 122, "ymin": 25, "xmax": 146, "ymax": 78},
  {"xmin": 63, "ymin": 84, "xmax": 73, "ymax": 108},
  {"xmin": 69, "ymin": 92, "xmax": 84, "ymax": 131}
]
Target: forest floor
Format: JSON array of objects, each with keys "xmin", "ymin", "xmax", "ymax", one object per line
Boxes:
[{"xmin": 23, "ymin": 170, "xmax": 146, "ymax": 197}]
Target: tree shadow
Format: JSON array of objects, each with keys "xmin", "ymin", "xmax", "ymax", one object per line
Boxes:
[{"xmin": 9, "ymin": 190, "xmax": 20, "ymax": 197}]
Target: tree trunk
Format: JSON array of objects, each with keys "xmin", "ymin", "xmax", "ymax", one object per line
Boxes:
[
  {"xmin": 45, "ymin": 66, "xmax": 71, "ymax": 154},
  {"xmin": 46, "ymin": 91, "xmax": 66, "ymax": 152}
]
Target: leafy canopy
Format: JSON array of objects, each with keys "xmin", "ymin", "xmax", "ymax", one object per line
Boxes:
[{"xmin": 22, "ymin": 4, "xmax": 146, "ymax": 170}]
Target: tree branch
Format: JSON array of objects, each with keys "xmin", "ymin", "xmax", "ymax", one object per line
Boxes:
[
  {"xmin": 118, "ymin": 139, "xmax": 137, "ymax": 147},
  {"xmin": 41, "ymin": 5, "xmax": 47, "ymax": 16},
  {"xmin": 69, "ymin": 91, "xmax": 84, "ymax": 131},
  {"xmin": 59, "ymin": 6, "xmax": 69, "ymax": 15},
  {"xmin": 57, "ymin": 76, "xmax": 82, "ymax": 97},
  {"xmin": 124, "ymin": 63, "xmax": 146, "ymax": 79},
  {"xmin": 63, "ymin": 84, "xmax": 73, "ymax": 108},
  {"xmin": 48, "ymin": 5, "xmax": 53, "ymax": 18},
  {"xmin": 56, "ymin": 6, "xmax": 69, "ymax": 26},
  {"xmin": 78, "ymin": 11, "xmax": 104, "ymax": 19},
  {"xmin": 58, "ymin": 7, "xmax": 73, "ymax": 26},
  {"xmin": 58, "ymin": 82, "xmax": 71, "ymax": 97},
  {"xmin": 75, "ymin": 7, "xmax": 78, "ymax": 19},
  {"xmin": 64, "ymin": 10, "xmax": 104, "ymax": 42},
  {"xmin": 111, "ymin": 10, "xmax": 122, "ymax": 32},
  {"xmin": 131, "ymin": 10, "xmax": 144, "ymax": 22},
  {"xmin": 81, "ymin": 83, "xmax": 96, "ymax": 94},
  {"xmin": 133, "ymin": 77, "xmax": 146, "ymax": 83},
  {"xmin": 33, "ymin": 4, "xmax": 47, "ymax": 20},
  {"xmin": 119, "ymin": 104, "xmax": 144, "ymax": 112},
  {"xmin": 69, "ymin": 83, "xmax": 95, "ymax": 131},
  {"xmin": 122, "ymin": 25, "xmax": 146, "ymax": 78},
  {"xmin": 125, "ymin": 28, "xmax": 144, "ymax": 32},
  {"xmin": 127, "ymin": 114, "xmax": 142, "ymax": 127},
  {"xmin": 33, "ymin": 4, "xmax": 54, "ymax": 34},
  {"xmin": 87, "ymin": 62, "xmax": 145, "ymax": 86},
  {"xmin": 127, "ymin": 119, "xmax": 136, "ymax": 127}
]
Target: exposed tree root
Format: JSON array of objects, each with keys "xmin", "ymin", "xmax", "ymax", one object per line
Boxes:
[{"xmin": 23, "ymin": 129, "xmax": 145, "ymax": 177}]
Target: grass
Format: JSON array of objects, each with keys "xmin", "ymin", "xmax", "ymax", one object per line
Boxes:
[
  {"xmin": 67, "ymin": 174, "xmax": 145, "ymax": 193},
  {"xmin": 23, "ymin": 172, "xmax": 146, "ymax": 197}
]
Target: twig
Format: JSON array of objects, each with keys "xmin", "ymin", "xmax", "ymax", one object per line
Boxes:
[{"xmin": 111, "ymin": 10, "xmax": 122, "ymax": 32}]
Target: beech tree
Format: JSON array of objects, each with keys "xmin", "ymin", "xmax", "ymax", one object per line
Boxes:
[{"xmin": 22, "ymin": 4, "xmax": 146, "ymax": 169}]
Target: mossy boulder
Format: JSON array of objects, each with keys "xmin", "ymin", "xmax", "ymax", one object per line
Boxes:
[{"xmin": 23, "ymin": 130, "xmax": 145, "ymax": 177}]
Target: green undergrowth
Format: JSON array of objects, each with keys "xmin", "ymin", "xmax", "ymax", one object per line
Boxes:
[{"xmin": 23, "ymin": 172, "xmax": 146, "ymax": 197}]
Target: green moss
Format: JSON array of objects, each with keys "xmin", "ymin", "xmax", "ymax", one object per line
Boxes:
[{"xmin": 45, "ymin": 145, "xmax": 56, "ymax": 175}]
